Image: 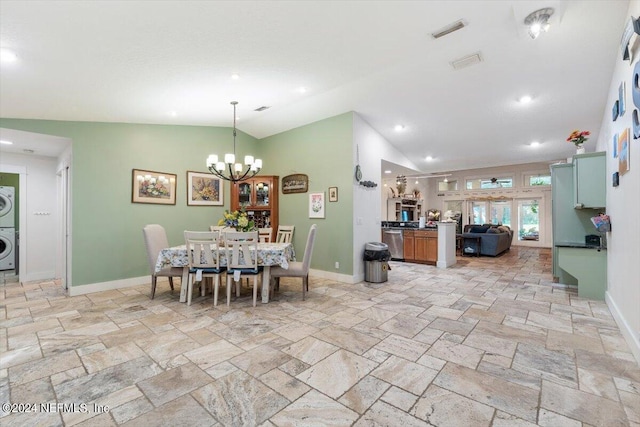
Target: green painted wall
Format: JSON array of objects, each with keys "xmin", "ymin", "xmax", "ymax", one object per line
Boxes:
[
  {"xmin": 0, "ymin": 118, "xmax": 259, "ymax": 286},
  {"xmin": 1, "ymin": 113, "xmax": 357, "ymax": 286},
  {"xmin": 258, "ymin": 113, "xmax": 354, "ymax": 274},
  {"xmin": 0, "ymin": 173, "xmax": 19, "ymax": 230}
]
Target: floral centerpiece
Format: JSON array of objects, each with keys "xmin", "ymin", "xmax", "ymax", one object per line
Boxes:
[
  {"xmin": 567, "ymin": 130, "xmax": 590, "ymax": 147},
  {"xmin": 218, "ymin": 208, "xmax": 255, "ymax": 232}
]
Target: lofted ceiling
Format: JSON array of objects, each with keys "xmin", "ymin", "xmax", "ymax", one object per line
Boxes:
[{"xmin": 0, "ymin": 1, "xmax": 629, "ymax": 174}]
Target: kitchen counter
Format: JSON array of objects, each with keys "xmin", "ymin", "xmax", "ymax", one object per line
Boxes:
[
  {"xmin": 556, "ymin": 246, "xmax": 607, "ymax": 300},
  {"xmin": 555, "ymin": 242, "xmax": 606, "ymax": 250},
  {"xmin": 381, "ymin": 221, "xmax": 455, "ymax": 268}
]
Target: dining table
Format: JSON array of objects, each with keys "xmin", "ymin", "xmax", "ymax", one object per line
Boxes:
[{"xmin": 155, "ymin": 242, "xmax": 296, "ymax": 304}]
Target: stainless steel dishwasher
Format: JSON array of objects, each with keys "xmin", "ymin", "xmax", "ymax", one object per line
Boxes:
[{"xmin": 382, "ymin": 228, "xmax": 404, "ymax": 260}]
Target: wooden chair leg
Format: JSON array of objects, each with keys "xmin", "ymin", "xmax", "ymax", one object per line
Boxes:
[
  {"xmin": 302, "ymin": 276, "xmax": 307, "ymax": 301},
  {"xmin": 187, "ymin": 275, "xmax": 194, "ymax": 306},
  {"xmin": 151, "ymin": 276, "xmax": 157, "ymax": 299},
  {"xmin": 226, "ymin": 276, "xmax": 232, "ymax": 306},
  {"xmin": 168, "ymin": 277, "xmax": 174, "ymax": 291}
]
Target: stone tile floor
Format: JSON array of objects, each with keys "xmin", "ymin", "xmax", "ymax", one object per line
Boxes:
[{"xmin": 1, "ymin": 247, "xmax": 639, "ymax": 426}]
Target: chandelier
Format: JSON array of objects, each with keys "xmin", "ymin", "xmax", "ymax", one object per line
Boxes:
[{"xmin": 206, "ymin": 101, "xmax": 262, "ymax": 183}]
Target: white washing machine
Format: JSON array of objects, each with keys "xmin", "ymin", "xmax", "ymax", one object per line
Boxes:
[
  {"xmin": 0, "ymin": 227, "xmax": 15, "ymax": 270},
  {"xmin": 0, "ymin": 186, "xmax": 16, "ymax": 228}
]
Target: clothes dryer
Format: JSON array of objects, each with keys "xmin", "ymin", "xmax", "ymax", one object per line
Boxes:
[
  {"xmin": 0, "ymin": 186, "xmax": 16, "ymax": 228},
  {"xmin": 0, "ymin": 227, "xmax": 15, "ymax": 270}
]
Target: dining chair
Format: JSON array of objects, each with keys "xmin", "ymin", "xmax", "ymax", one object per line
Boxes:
[
  {"xmin": 270, "ymin": 224, "xmax": 317, "ymax": 300},
  {"xmin": 224, "ymin": 231, "xmax": 261, "ymax": 307},
  {"xmin": 258, "ymin": 227, "xmax": 273, "ymax": 243},
  {"xmin": 276, "ymin": 225, "xmax": 295, "ymax": 243},
  {"xmin": 142, "ymin": 224, "xmax": 183, "ymax": 299},
  {"xmin": 184, "ymin": 230, "xmax": 225, "ymax": 306}
]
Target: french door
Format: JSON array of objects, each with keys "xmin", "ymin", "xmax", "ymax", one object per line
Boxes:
[
  {"xmin": 516, "ymin": 199, "xmax": 540, "ymax": 242},
  {"xmin": 468, "ymin": 200, "xmax": 511, "ymax": 227}
]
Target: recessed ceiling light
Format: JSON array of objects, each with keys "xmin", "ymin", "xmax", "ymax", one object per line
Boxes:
[
  {"xmin": 384, "ymin": 170, "xmax": 392, "ymax": 174},
  {"xmin": 425, "ymin": 156, "xmax": 434, "ymax": 161},
  {"xmin": 298, "ymin": 87, "xmax": 307, "ymax": 93},
  {"xmin": 169, "ymin": 111, "xmax": 177, "ymax": 117},
  {"xmin": 0, "ymin": 140, "xmax": 13, "ymax": 145},
  {"xmin": 415, "ymin": 180, "xmax": 419, "ymax": 184},
  {"xmin": 231, "ymin": 74, "xmax": 240, "ymax": 80},
  {"xmin": 519, "ymin": 95, "xmax": 532, "ymax": 104},
  {"xmin": 530, "ymin": 141, "xmax": 540, "ymax": 147},
  {"xmin": 394, "ymin": 125, "xmax": 405, "ymax": 132},
  {"xmin": 0, "ymin": 48, "xmax": 17, "ymax": 62}
]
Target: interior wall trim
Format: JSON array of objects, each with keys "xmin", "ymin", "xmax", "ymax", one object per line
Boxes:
[
  {"xmin": 606, "ymin": 291, "xmax": 640, "ymax": 365},
  {"xmin": 68, "ymin": 275, "xmax": 150, "ymax": 296}
]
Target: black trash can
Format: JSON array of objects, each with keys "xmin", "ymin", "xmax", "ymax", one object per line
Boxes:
[{"xmin": 364, "ymin": 242, "xmax": 391, "ymax": 283}]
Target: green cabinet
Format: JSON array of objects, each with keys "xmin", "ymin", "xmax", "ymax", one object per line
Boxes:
[
  {"xmin": 551, "ymin": 154, "xmax": 607, "ymax": 299},
  {"xmin": 573, "ymin": 152, "xmax": 606, "ymax": 209}
]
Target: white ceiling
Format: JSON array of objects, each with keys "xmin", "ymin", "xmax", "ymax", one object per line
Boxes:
[{"xmin": 0, "ymin": 1, "xmax": 629, "ymax": 173}]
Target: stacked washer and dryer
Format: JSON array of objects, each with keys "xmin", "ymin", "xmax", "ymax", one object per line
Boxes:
[{"xmin": 0, "ymin": 186, "xmax": 16, "ymax": 271}]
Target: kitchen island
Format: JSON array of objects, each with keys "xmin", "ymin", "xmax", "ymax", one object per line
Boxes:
[{"xmin": 381, "ymin": 221, "xmax": 456, "ymax": 268}]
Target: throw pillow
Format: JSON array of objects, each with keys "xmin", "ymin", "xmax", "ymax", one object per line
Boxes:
[
  {"xmin": 486, "ymin": 228, "xmax": 500, "ymax": 234},
  {"xmin": 497, "ymin": 226, "xmax": 510, "ymax": 233},
  {"xmin": 469, "ymin": 225, "xmax": 490, "ymax": 233}
]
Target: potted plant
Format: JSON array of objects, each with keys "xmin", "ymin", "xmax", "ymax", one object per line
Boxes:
[{"xmin": 567, "ymin": 130, "xmax": 590, "ymax": 154}]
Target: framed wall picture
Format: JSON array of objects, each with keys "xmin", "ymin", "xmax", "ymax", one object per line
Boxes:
[
  {"xmin": 187, "ymin": 171, "xmax": 223, "ymax": 206},
  {"xmin": 613, "ymin": 133, "xmax": 618, "ymax": 158},
  {"xmin": 619, "ymin": 81, "xmax": 626, "ymax": 117},
  {"xmin": 618, "ymin": 128, "xmax": 630, "ymax": 175},
  {"xmin": 328, "ymin": 186, "xmax": 338, "ymax": 202},
  {"xmin": 282, "ymin": 174, "xmax": 309, "ymax": 194},
  {"xmin": 612, "ymin": 100, "xmax": 619, "ymax": 121},
  {"xmin": 132, "ymin": 169, "xmax": 177, "ymax": 205},
  {"xmin": 309, "ymin": 192, "xmax": 325, "ymax": 218}
]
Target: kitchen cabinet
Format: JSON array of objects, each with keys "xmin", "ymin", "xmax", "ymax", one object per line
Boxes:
[
  {"xmin": 404, "ymin": 229, "xmax": 437, "ymax": 264},
  {"xmin": 403, "ymin": 230, "xmax": 415, "ymax": 261},
  {"xmin": 573, "ymin": 152, "xmax": 605, "ymax": 209},
  {"xmin": 551, "ymin": 160, "xmax": 606, "ymax": 288},
  {"xmin": 415, "ymin": 229, "xmax": 438, "ymax": 264},
  {"xmin": 230, "ymin": 176, "xmax": 279, "ymax": 237},
  {"xmin": 557, "ymin": 246, "xmax": 606, "ymax": 300}
]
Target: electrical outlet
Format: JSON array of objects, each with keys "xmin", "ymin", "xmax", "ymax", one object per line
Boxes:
[{"xmin": 335, "ymin": 261, "xmax": 339, "ymax": 269}]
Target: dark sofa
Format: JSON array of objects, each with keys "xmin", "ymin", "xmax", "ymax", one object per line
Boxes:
[{"xmin": 461, "ymin": 224, "xmax": 513, "ymax": 256}]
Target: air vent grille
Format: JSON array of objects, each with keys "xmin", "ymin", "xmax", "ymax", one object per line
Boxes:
[
  {"xmin": 432, "ymin": 20, "xmax": 466, "ymax": 39},
  {"xmin": 450, "ymin": 52, "xmax": 482, "ymax": 70},
  {"xmin": 254, "ymin": 106, "xmax": 270, "ymax": 112}
]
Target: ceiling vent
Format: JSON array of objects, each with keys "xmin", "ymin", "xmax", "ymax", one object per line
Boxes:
[
  {"xmin": 254, "ymin": 106, "xmax": 270, "ymax": 112},
  {"xmin": 431, "ymin": 20, "xmax": 466, "ymax": 39},
  {"xmin": 450, "ymin": 52, "xmax": 483, "ymax": 70}
]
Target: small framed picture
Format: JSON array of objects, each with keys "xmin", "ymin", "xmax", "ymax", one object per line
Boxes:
[
  {"xmin": 619, "ymin": 81, "xmax": 626, "ymax": 117},
  {"xmin": 612, "ymin": 100, "xmax": 619, "ymax": 121},
  {"xmin": 613, "ymin": 133, "xmax": 618, "ymax": 158},
  {"xmin": 187, "ymin": 171, "xmax": 223, "ymax": 206},
  {"xmin": 309, "ymin": 192, "xmax": 325, "ymax": 218},
  {"xmin": 132, "ymin": 169, "xmax": 177, "ymax": 205},
  {"xmin": 328, "ymin": 186, "xmax": 338, "ymax": 202}
]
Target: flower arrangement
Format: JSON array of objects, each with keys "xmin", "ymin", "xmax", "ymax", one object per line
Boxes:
[
  {"xmin": 567, "ymin": 130, "xmax": 590, "ymax": 147},
  {"xmin": 218, "ymin": 208, "xmax": 255, "ymax": 232}
]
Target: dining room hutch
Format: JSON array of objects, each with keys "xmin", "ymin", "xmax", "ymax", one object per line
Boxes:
[{"xmin": 230, "ymin": 176, "xmax": 279, "ymax": 241}]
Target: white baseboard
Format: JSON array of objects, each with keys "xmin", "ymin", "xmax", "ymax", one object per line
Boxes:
[
  {"xmin": 606, "ymin": 291, "xmax": 640, "ymax": 365},
  {"xmin": 68, "ymin": 275, "xmax": 152, "ymax": 296},
  {"xmin": 22, "ymin": 271, "xmax": 56, "ymax": 283},
  {"xmin": 310, "ymin": 268, "xmax": 358, "ymax": 284}
]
